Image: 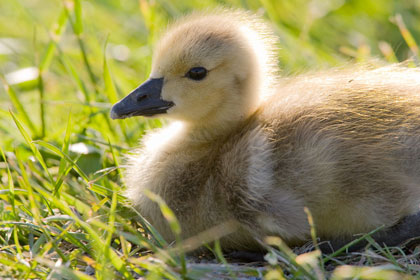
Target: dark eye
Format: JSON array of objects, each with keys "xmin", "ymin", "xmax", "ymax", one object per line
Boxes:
[{"xmin": 185, "ymin": 67, "xmax": 208, "ymax": 81}]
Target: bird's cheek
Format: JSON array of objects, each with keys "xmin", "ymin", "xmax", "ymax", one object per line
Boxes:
[
  {"xmin": 160, "ymin": 85, "xmax": 175, "ymax": 102},
  {"xmin": 161, "ymin": 89, "xmax": 182, "ymax": 110}
]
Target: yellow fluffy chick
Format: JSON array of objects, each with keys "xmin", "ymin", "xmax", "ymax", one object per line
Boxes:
[{"xmin": 111, "ymin": 10, "xmax": 420, "ymax": 252}]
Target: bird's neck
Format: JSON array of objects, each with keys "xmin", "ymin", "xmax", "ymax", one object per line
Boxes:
[
  {"xmin": 187, "ymin": 95, "xmax": 260, "ymax": 142},
  {"xmin": 183, "ymin": 107, "xmax": 259, "ymax": 144}
]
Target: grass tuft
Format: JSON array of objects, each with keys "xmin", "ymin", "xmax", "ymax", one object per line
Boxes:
[{"xmin": 1, "ymin": 0, "xmax": 420, "ymax": 279}]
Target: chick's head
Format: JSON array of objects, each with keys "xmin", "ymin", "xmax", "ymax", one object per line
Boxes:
[{"xmin": 111, "ymin": 11, "xmax": 277, "ymax": 127}]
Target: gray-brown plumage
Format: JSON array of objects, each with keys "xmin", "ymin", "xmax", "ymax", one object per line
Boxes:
[{"xmin": 110, "ymin": 10, "xmax": 420, "ymax": 252}]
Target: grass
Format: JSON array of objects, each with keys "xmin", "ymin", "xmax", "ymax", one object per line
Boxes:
[{"xmin": 0, "ymin": 0, "xmax": 420, "ymax": 279}]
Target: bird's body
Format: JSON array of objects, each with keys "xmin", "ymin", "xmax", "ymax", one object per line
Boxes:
[{"xmin": 111, "ymin": 10, "xmax": 420, "ymax": 251}]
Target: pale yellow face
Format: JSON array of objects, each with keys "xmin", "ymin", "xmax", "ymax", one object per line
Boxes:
[
  {"xmin": 110, "ymin": 11, "xmax": 276, "ymax": 123},
  {"xmin": 149, "ymin": 19, "xmax": 256, "ymax": 123}
]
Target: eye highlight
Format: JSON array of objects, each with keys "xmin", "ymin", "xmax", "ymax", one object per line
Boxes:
[{"xmin": 185, "ymin": 67, "xmax": 208, "ymax": 81}]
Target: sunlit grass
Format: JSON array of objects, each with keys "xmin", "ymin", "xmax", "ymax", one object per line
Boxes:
[{"xmin": 1, "ymin": 0, "xmax": 420, "ymax": 279}]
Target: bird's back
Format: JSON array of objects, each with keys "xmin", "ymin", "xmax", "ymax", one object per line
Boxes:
[{"xmin": 255, "ymin": 66, "xmax": 420, "ymax": 239}]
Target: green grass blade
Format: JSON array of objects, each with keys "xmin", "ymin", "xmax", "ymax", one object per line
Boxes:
[
  {"xmin": 103, "ymin": 178, "xmax": 118, "ymax": 277},
  {"xmin": 64, "ymin": 5, "xmax": 98, "ymax": 93},
  {"xmin": 322, "ymin": 225, "xmax": 385, "ymax": 263},
  {"xmin": 13, "ymin": 225, "xmax": 22, "ymax": 256},
  {"xmin": 128, "ymin": 206, "xmax": 168, "ymax": 249},
  {"xmin": 107, "ymin": 138, "xmax": 124, "ymax": 185},
  {"xmin": 103, "ymin": 37, "xmax": 119, "ymax": 104},
  {"xmin": 37, "ymin": 72, "xmax": 46, "ymax": 138},
  {"xmin": 0, "ymin": 146, "xmax": 16, "ymax": 219},
  {"xmin": 0, "ymin": 253, "xmax": 36, "ymax": 276},
  {"xmin": 10, "ymin": 111, "xmax": 53, "ymax": 183},
  {"xmin": 33, "ymin": 140, "xmax": 89, "ymax": 182},
  {"xmin": 265, "ymin": 236, "xmax": 317, "ymax": 280},
  {"xmin": 56, "ymin": 47, "xmax": 91, "ymax": 103},
  {"xmin": 1, "ymin": 77, "xmax": 37, "ymax": 137},
  {"xmin": 39, "ymin": 7, "xmax": 68, "ymax": 72},
  {"xmin": 34, "ymin": 187, "xmax": 134, "ymax": 279},
  {"xmin": 34, "ymin": 6, "xmax": 69, "ymax": 139},
  {"xmin": 213, "ymin": 240, "xmax": 235, "ymax": 278},
  {"xmin": 14, "ymin": 153, "xmax": 68, "ymax": 263},
  {"xmin": 54, "ymin": 110, "xmax": 73, "ymax": 196},
  {"xmin": 74, "ymin": 0, "xmax": 83, "ymax": 35},
  {"xmin": 144, "ymin": 190, "xmax": 187, "ymax": 276}
]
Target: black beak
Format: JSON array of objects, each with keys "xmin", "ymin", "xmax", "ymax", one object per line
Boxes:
[{"xmin": 110, "ymin": 78, "xmax": 174, "ymax": 119}]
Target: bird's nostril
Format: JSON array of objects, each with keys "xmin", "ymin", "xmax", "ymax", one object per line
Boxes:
[{"xmin": 137, "ymin": 94, "xmax": 148, "ymax": 102}]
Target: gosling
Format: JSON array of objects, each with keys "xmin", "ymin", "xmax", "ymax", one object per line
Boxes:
[{"xmin": 111, "ymin": 10, "xmax": 420, "ymax": 252}]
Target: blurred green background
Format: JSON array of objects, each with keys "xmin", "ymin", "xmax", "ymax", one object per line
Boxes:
[
  {"xmin": 0, "ymin": 1, "xmax": 420, "ymax": 278},
  {"xmin": 1, "ymin": 0, "xmax": 419, "ymax": 155}
]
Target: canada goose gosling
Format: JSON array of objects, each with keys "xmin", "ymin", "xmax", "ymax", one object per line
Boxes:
[{"xmin": 111, "ymin": 10, "xmax": 420, "ymax": 252}]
